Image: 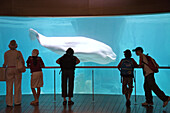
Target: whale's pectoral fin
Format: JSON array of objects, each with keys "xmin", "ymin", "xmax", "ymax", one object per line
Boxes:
[{"xmin": 29, "ymin": 28, "xmax": 39, "ymax": 40}]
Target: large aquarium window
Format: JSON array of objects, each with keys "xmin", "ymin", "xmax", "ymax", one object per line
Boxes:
[{"xmin": 0, "ymin": 13, "xmax": 170, "ymax": 95}]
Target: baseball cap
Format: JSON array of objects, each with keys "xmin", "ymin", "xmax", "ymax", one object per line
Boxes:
[{"xmin": 132, "ymin": 47, "xmax": 143, "ymax": 52}]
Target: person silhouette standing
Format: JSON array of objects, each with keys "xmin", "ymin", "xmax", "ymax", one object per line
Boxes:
[
  {"xmin": 56, "ymin": 48, "xmax": 80, "ymax": 105},
  {"xmin": 117, "ymin": 49, "xmax": 138, "ymax": 107},
  {"xmin": 27, "ymin": 49, "xmax": 45, "ymax": 106},
  {"xmin": 3, "ymin": 40, "xmax": 25, "ymax": 107}
]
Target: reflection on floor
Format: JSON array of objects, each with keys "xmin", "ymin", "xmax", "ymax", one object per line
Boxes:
[{"xmin": 0, "ymin": 94, "xmax": 169, "ymax": 113}]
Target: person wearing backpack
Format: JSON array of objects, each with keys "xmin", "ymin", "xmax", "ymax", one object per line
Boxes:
[
  {"xmin": 118, "ymin": 49, "xmax": 138, "ymax": 107},
  {"xmin": 133, "ymin": 47, "xmax": 170, "ymax": 107},
  {"xmin": 56, "ymin": 48, "xmax": 80, "ymax": 105},
  {"xmin": 27, "ymin": 49, "xmax": 45, "ymax": 106}
]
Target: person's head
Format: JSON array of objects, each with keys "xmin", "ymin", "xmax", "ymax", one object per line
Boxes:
[
  {"xmin": 132, "ymin": 47, "xmax": 144, "ymax": 56},
  {"xmin": 66, "ymin": 48, "xmax": 74, "ymax": 56},
  {"xmin": 8, "ymin": 40, "xmax": 18, "ymax": 50},
  {"xmin": 32, "ymin": 49, "xmax": 39, "ymax": 57},
  {"xmin": 124, "ymin": 49, "xmax": 132, "ymax": 58}
]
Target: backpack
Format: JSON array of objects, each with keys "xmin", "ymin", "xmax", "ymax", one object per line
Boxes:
[
  {"xmin": 120, "ymin": 58, "xmax": 134, "ymax": 77},
  {"xmin": 143, "ymin": 55, "xmax": 159, "ymax": 73},
  {"xmin": 60, "ymin": 54, "xmax": 76, "ymax": 70}
]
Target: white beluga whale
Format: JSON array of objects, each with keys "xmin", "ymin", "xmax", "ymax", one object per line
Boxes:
[{"xmin": 29, "ymin": 28, "xmax": 116, "ymax": 64}]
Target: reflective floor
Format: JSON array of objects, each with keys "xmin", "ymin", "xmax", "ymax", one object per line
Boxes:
[{"xmin": 0, "ymin": 94, "xmax": 169, "ymax": 113}]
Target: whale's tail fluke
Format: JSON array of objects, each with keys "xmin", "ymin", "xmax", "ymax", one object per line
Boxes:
[{"xmin": 29, "ymin": 28, "xmax": 39, "ymax": 40}]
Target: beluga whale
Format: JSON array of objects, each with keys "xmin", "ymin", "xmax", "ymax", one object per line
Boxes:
[{"xmin": 29, "ymin": 28, "xmax": 116, "ymax": 64}]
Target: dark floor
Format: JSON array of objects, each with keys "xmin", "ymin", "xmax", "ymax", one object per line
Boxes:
[{"xmin": 0, "ymin": 94, "xmax": 169, "ymax": 113}]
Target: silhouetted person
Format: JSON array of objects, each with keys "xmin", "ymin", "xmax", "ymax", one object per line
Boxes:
[
  {"xmin": 133, "ymin": 47, "xmax": 170, "ymax": 107},
  {"xmin": 56, "ymin": 48, "xmax": 80, "ymax": 105},
  {"xmin": 117, "ymin": 49, "xmax": 138, "ymax": 107},
  {"xmin": 27, "ymin": 49, "xmax": 45, "ymax": 106},
  {"xmin": 3, "ymin": 40, "xmax": 25, "ymax": 107}
]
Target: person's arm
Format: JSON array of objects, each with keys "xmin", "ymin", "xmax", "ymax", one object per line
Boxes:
[
  {"xmin": 19, "ymin": 51, "xmax": 25, "ymax": 66},
  {"xmin": 139, "ymin": 54, "xmax": 143, "ymax": 67},
  {"xmin": 26, "ymin": 57, "xmax": 30, "ymax": 67},
  {"xmin": 40, "ymin": 57, "xmax": 45, "ymax": 68},
  {"xmin": 117, "ymin": 60, "xmax": 122, "ymax": 71},
  {"xmin": 3, "ymin": 52, "xmax": 7, "ymax": 67},
  {"xmin": 132, "ymin": 58, "xmax": 139, "ymax": 68},
  {"xmin": 76, "ymin": 57, "xmax": 80, "ymax": 65},
  {"xmin": 56, "ymin": 58, "xmax": 60, "ymax": 64}
]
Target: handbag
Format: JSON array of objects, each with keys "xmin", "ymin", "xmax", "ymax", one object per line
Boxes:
[
  {"xmin": 0, "ymin": 68, "xmax": 6, "ymax": 81},
  {"xmin": 17, "ymin": 51, "xmax": 26, "ymax": 73}
]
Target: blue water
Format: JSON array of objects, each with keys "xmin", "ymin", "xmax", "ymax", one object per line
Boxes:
[{"xmin": 0, "ymin": 13, "xmax": 170, "ymax": 96}]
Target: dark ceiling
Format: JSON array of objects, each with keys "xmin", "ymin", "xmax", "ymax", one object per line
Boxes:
[{"xmin": 0, "ymin": 0, "xmax": 170, "ymax": 16}]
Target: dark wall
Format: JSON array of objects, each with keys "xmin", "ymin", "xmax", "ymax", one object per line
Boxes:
[{"xmin": 0, "ymin": 0, "xmax": 170, "ymax": 16}]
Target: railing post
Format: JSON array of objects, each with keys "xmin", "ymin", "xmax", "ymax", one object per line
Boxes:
[
  {"xmin": 54, "ymin": 69, "xmax": 56, "ymax": 102},
  {"xmin": 92, "ymin": 70, "xmax": 94, "ymax": 102}
]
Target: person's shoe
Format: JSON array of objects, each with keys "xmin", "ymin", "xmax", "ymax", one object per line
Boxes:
[
  {"xmin": 63, "ymin": 101, "xmax": 67, "ymax": 105},
  {"xmin": 30, "ymin": 101, "xmax": 39, "ymax": 106},
  {"xmin": 126, "ymin": 100, "xmax": 131, "ymax": 107},
  {"xmin": 163, "ymin": 97, "xmax": 170, "ymax": 107},
  {"xmin": 6, "ymin": 105, "xmax": 13, "ymax": 107},
  {"xmin": 68, "ymin": 101, "xmax": 74, "ymax": 105},
  {"xmin": 14, "ymin": 103, "xmax": 21, "ymax": 106},
  {"xmin": 142, "ymin": 102, "xmax": 153, "ymax": 106}
]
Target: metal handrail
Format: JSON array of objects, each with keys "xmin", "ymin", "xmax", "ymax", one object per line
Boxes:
[{"xmin": 1, "ymin": 66, "xmax": 170, "ymax": 103}]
